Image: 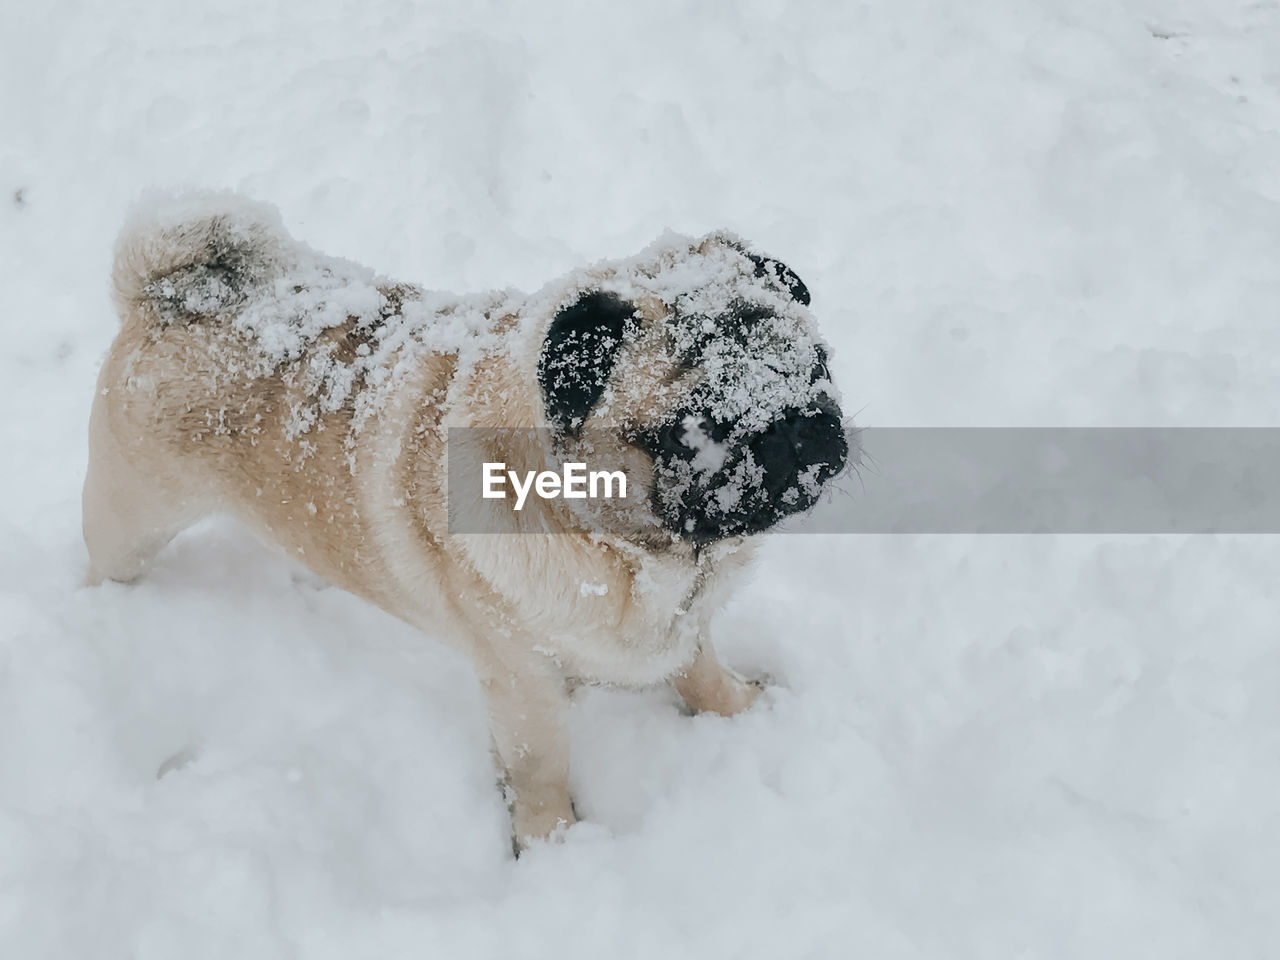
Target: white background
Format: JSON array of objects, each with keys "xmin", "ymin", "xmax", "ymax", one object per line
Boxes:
[{"xmin": 3, "ymin": 1, "xmax": 1279, "ymax": 956}]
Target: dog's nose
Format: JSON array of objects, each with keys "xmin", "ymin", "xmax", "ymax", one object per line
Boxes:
[
  {"xmin": 750, "ymin": 406, "xmax": 847, "ymax": 484},
  {"xmin": 643, "ymin": 404, "xmax": 847, "ymax": 544}
]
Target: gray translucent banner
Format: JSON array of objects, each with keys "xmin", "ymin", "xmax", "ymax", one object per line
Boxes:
[
  {"xmin": 446, "ymin": 428, "xmax": 1280, "ymax": 534},
  {"xmin": 793, "ymin": 428, "xmax": 1280, "ymax": 533}
]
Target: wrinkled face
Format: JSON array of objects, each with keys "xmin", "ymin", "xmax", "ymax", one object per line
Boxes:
[{"xmin": 537, "ymin": 234, "xmax": 848, "ymax": 545}]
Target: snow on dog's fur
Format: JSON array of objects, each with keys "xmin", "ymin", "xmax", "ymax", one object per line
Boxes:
[{"xmin": 84, "ymin": 191, "xmax": 848, "ymax": 850}]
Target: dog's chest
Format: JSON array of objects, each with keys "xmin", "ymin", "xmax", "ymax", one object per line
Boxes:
[{"xmin": 529, "ymin": 548, "xmax": 724, "ymax": 686}]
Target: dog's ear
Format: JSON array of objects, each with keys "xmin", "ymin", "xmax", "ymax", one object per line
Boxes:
[
  {"xmin": 746, "ymin": 252, "xmax": 810, "ymax": 307},
  {"xmin": 538, "ymin": 290, "xmax": 635, "ymax": 435}
]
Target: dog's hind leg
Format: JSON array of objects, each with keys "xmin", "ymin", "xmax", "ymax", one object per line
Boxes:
[
  {"xmin": 674, "ymin": 641, "xmax": 762, "ymax": 717},
  {"xmin": 82, "ymin": 399, "xmax": 204, "ymax": 586}
]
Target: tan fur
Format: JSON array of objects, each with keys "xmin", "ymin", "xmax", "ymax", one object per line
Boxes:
[{"xmin": 85, "ymin": 205, "xmax": 764, "ymax": 850}]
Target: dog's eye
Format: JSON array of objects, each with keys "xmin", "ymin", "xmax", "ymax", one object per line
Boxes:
[
  {"xmin": 681, "ymin": 302, "xmax": 772, "ymax": 360},
  {"xmin": 670, "ymin": 355, "xmax": 699, "ymax": 383},
  {"xmin": 538, "ymin": 291, "xmax": 636, "ymax": 435},
  {"xmin": 731, "ymin": 301, "xmax": 775, "ymax": 330},
  {"xmin": 640, "ymin": 413, "xmax": 728, "ymax": 461}
]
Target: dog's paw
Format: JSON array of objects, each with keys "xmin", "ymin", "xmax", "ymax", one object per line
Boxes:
[
  {"xmin": 511, "ymin": 809, "xmax": 578, "ymax": 858},
  {"xmin": 688, "ymin": 668, "xmax": 766, "ymax": 717},
  {"xmin": 710, "ymin": 669, "xmax": 765, "ymax": 716},
  {"xmin": 674, "ymin": 651, "xmax": 777, "ymax": 717},
  {"xmin": 507, "ymin": 790, "xmax": 578, "ymax": 858}
]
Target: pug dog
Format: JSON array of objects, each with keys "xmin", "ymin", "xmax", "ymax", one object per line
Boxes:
[{"xmin": 84, "ymin": 192, "xmax": 849, "ymax": 850}]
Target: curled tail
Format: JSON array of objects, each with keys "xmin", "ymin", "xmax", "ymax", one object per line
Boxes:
[{"xmin": 112, "ymin": 191, "xmax": 291, "ymax": 324}]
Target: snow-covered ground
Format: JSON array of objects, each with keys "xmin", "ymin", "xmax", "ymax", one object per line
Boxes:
[{"xmin": 4, "ymin": 0, "xmax": 1280, "ymax": 956}]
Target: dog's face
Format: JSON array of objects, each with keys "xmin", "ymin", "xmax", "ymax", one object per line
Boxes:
[{"xmin": 537, "ymin": 233, "xmax": 847, "ymax": 545}]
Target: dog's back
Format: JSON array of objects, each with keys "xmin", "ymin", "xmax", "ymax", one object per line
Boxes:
[{"xmin": 84, "ymin": 195, "xmax": 455, "ymax": 607}]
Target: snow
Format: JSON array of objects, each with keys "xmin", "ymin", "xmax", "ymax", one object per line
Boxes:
[
  {"xmin": 4, "ymin": 0, "xmax": 1280, "ymax": 956},
  {"xmin": 681, "ymin": 414, "xmax": 731, "ymax": 474}
]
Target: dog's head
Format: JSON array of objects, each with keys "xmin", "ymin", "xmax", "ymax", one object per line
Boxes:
[{"xmin": 536, "ymin": 233, "xmax": 848, "ymax": 546}]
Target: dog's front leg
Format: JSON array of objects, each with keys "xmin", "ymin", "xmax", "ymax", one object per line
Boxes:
[
  {"xmin": 674, "ymin": 641, "xmax": 762, "ymax": 717},
  {"xmin": 476, "ymin": 647, "xmax": 577, "ymax": 853}
]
